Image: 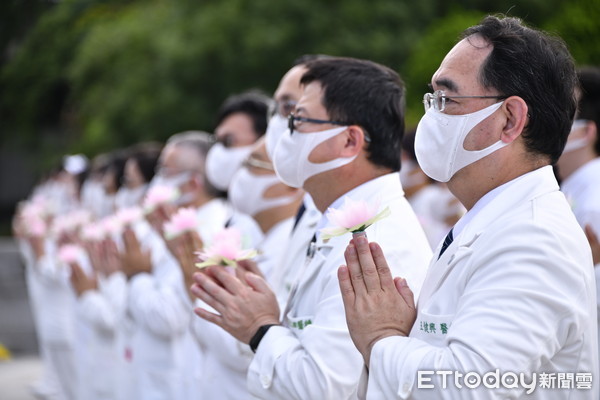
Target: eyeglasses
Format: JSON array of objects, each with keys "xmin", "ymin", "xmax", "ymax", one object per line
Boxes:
[
  {"xmin": 288, "ymin": 113, "xmax": 345, "ymax": 134},
  {"xmin": 287, "ymin": 113, "xmax": 372, "ymax": 142},
  {"xmin": 272, "ymin": 99, "xmax": 298, "ymax": 118},
  {"xmin": 423, "ymin": 90, "xmax": 507, "ymax": 112},
  {"xmin": 242, "ymin": 156, "xmax": 274, "ymax": 171}
]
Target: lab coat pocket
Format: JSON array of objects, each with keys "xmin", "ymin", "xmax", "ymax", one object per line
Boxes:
[{"xmin": 411, "ymin": 311, "xmax": 454, "ymax": 347}]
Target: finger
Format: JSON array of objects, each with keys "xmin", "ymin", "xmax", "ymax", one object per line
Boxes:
[
  {"xmin": 244, "ymin": 272, "xmax": 272, "ymax": 294},
  {"xmin": 344, "ymin": 242, "xmax": 367, "ymax": 295},
  {"xmin": 190, "ymin": 231, "xmax": 204, "ymax": 250},
  {"xmin": 237, "ymin": 259, "xmax": 261, "ymax": 276},
  {"xmin": 191, "ymin": 282, "xmax": 225, "ymax": 315},
  {"xmin": 369, "ymin": 242, "xmax": 396, "ymax": 291},
  {"xmin": 70, "ymin": 262, "xmax": 83, "ymax": 278},
  {"xmin": 337, "ymin": 265, "xmax": 356, "ymax": 307},
  {"xmin": 354, "ymin": 235, "xmax": 382, "ymax": 293},
  {"xmin": 394, "ymin": 278, "xmax": 415, "ymax": 310},
  {"xmin": 123, "ymin": 228, "xmax": 139, "ymax": 252},
  {"xmin": 209, "ymin": 266, "xmax": 246, "ymax": 294},
  {"xmin": 194, "ymin": 272, "xmax": 233, "ymax": 307},
  {"xmin": 194, "ymin": 307, "xmax": 224, "ymax": 328}
]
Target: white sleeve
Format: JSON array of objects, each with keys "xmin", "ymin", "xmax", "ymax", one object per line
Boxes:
[
  {"xmin": 247, "ymin": 274, "xmax": 363, "ymax": 400},
  {"xmin": 77, "ymin": 289, "xmax": 116, "ymax": 335},
  {"xmin": 365, "ymin": 227, "xmax": 594, "ymax": 399},
  {"xmin": 128, "ymin": 271, "xmax": 190, "ymax": 340}
]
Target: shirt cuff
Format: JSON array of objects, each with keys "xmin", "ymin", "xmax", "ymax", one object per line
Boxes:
[{"xmin": 247, "ymin": 326, "xmax": 298, "ymax": 392}]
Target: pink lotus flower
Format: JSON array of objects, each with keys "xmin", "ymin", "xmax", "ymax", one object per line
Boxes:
[
  {"xmin": 116, "ymin": 206, "xmax": 143, "ymax": 227},
  {"xmin": 163, "ymin": 207, "xmax": 198, "ymax": 240},
  {"xmin": 57, "ymin": 244, "xmax": 84, "ymax": 265},
  {"xmin": 195, "ymin": 228, "xmax": 257, "ymax": 268},
  {"xmin": 81, "ymin": 222, "xmax": 106, "ymax": 242},
  {"xmin": 27, "ymin": 217, "xmax": 47, "ymax": 237},
  {"xmin": 102, "ymin": 215, "xmax": 125, "ymax": 237},
  {"xmin": 51, "ymin": 210, "xmax": 92, "ymax": 237},
  {"xmin": 320, "ymin": 197, "xmax": 391, "ymax": 240},
  {"xmin": 143, "ymin": 185, "xmax": 180, "ymax": 213}
]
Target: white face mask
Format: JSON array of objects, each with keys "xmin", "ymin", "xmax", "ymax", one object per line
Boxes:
[
  {"xmin": 149, "ymin": 172, "xmax": 191, "ymax": 190},
  {"xmin": 205, "ymin": 142, "xmax": 254, "ymax": 191},
  {"xmin": 562, "ymin": 120, "xmax": 590, "ymax": 154},
  {"xmin": 115, "ymin": 185, "xmax": 147, "ymax": 210},
  {"xmin": 229, "ymin": 168, "xmax": 299, "ymax": 217},
  {"xmin": 265, "ymin": 114, "xmax": 289, "ymax": 160},
  {"xmin": 415, "ymin": 101, "xmax": 506, "ymax": 182},
  {"xmin": 272, "ymin": 126, "xmax": 354, "ymax": 188}
]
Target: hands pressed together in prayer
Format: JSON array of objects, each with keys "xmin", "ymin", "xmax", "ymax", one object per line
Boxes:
[
  {"xmin": 164, "ymin": 230, "xmax": 204, "ymax": 300},
  {"xmin": 190, "ymin": 260, "xmax": 279, "ymax": 344},
  {"xmin": 120, "ymin": 226, "xmax": 152, "ymax": 278},
  {"xmin": 338, "ymin": 233, "xmax": 416, "ymax": 365}
]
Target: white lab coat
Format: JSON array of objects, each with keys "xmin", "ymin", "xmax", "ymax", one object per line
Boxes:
[
  {"xmin": 76, "ymin": 273, "xmax": 125, "ymax": 400},
  {"xmin": 365, "ymin": 166, "xmax": 599, "ymax": 399},
  {"xmin": 270, "ymin": 195, "xmax": 322, "ymax": 307},
  {"xmin": 35, "ymin": 240, "xmax": 80, "ymax": 400},
  {"xmin": 127, "ymin": 228, "xmax": 195, "ymax": 400},
  {"xmin": 191, "ymin": 216, "xmax": 295, "ymax": 400},
  {"xmin": 128, "ymin": 199, "xmax": 231, "ymax": 400},
  {"xmin": 561, "ymin": 157, "xmax": 600, "ymax": 391},
  {"xmin": 247, "ymin": 173, "xmax": 432, "ymax": 399}
]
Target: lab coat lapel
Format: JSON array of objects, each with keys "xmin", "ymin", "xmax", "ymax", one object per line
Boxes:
[
  {"xmin": 417, "ymin": 166, "xmax": 559, "ymax": 306},
  {"xmin": 283, "ymin": 238, "xmax": 335, "ymax": 318}
]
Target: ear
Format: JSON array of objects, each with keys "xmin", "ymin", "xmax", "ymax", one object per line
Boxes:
[
  {"xmin": 340, "ymin": 126, "xmax": 367, "ymax": 157},
  {"xmin": 583, "ymin": 121, "xmax": 598, "ymax": 143},
  {"xmin": 501, "ymin": 96, "xmax": 528, "ymax": 144}
]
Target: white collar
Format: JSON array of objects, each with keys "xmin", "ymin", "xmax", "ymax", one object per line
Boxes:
[
  {"xmin": 453, "ymin": 166, "xmax": 552, "ymax": 237},
  {"xmin": 315, "ymin": 172, "xmax": 402, "ymax": 241}
]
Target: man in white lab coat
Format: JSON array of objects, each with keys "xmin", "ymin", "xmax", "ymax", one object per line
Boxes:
[
  {"xmin": 340, "ymin": 16, "xmax": 599, "ymax": 399},
  {"xmin": 189, "ymin": 138, "xmax": 304, "ymax": 399},
  {"xmin": 191, "ymin": 56, "xmax": 432, "ymax": 398},
  {"xmin": 122, "ymin": 132, "xmax": 229, "ymax": 400}
]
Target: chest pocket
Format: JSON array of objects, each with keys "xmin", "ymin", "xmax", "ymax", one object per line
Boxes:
[{"xmin": 410, "ymin": 311, "xmax": 455, "ymax": 347}]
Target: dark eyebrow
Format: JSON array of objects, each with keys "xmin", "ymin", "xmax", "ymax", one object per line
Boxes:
[{"xmin": 434, "ymin": 78, "xmax": 458, "ymax": 93}]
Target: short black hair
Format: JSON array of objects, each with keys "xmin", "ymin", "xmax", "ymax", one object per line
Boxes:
[
  {"xmin": 214, "ymin": 91, "xmax": 271, "ymax": 138},
  {"xmin": 576, "ymin": 67, "xmax": 600, "ymax": 155},
  {"xmin": 300, "ymin": 57, "xmax": 405, "ymax": 171},
  {"xmin": 463, "ymin": 16, "xmax": 577, "ymax": 164},
  {"xmin": 127, "ymin": 141, "xmax": 163, "ymax": 184},
  {"xmin": 104, "ymin": 148, "xmax": 130, "ymax": 191}
]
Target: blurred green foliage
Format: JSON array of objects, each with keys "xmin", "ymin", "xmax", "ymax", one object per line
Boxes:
[{"xmin": 1, "ymin": 0, "xmax": 598, "ymax": 171}]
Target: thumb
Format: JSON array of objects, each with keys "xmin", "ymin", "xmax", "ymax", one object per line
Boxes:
[
  {"xmin": 394, "ymin": 277, "xmax": 415, "ymax": 309},
  {"xmin": 244, "ymin": 272, "xmax": 271, "ymax": 294}
]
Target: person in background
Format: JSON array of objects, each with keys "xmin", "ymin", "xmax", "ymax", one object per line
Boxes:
[
  {"xmin": 204, "ymin": 91, "xmax": 272, "ymax": 247},
  {"xmin": 115, "ymin": 142, "xmax": 162, "ymax": 210},
  {"xmin": 341, "ymin": 16, "xmax": 598, "ymax": 398},
  {"xmin": 190, "ymin": 137, "xmax": 304, "ymax": 399},
  {"xmin": 101, "ymin": 150, "xmax": 129, "ymax": 215},
  {"xmin": 191, "ymin": 56, "xmax": 432, "ymax": 398},
  {"xmin": 266, "ymin": 55, "xmax": 329, "ymax": 305},
  {"xmin": 557, "ymin": 66, "xmax": 600, "ymax": 374}
]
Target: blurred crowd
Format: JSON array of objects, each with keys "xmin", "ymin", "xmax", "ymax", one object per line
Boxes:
[{"xmin": 10, "ymin": 18, "xmax": 600, "ymax": 400}]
